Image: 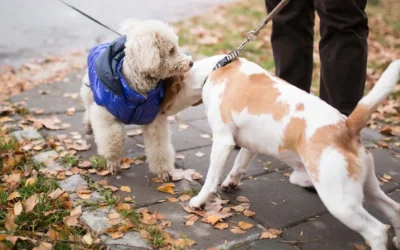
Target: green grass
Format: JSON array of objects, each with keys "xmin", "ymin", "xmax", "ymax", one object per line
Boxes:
[
  {"xmin": 182, "ymin": 188, "xmax": 200, "ymax": 196},
  {"xmin": 146, "ymin": 226, "xmax": 166, "ymax": 249},
  {"xmin": 0, "ymin": 136, "xmax": 18, "ymax": 153},
  {"xmin": 84, "ymin": 176, "xmax": 118, "ymax": 206},
  {"xmin": 90, "ymin": 155, "xmax": 107, "ymax": 170},
  {"xmin": 61, "ymin": 155, "xmax": 79, "ymax": 167}
]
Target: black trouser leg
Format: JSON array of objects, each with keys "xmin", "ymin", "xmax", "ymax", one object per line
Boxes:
[
  {"xmin": 316, "ymin": 0, "xmax": 369, "ymax": 115},
  {"xmin": 265, "ymin": 0, "xmax": 315, "ymax": 92}
]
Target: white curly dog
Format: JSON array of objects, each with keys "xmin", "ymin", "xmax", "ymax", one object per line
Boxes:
[{"xmin": 80, "ymin": 19, "xmax": 193, "ymax": 178}]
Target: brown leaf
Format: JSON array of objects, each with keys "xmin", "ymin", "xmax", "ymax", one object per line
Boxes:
[
  {"xmin": 111, "ymin": 231, "xmax": 124, "ymax": 239},
  {"xmin": 166, "ymin": 197, "xmax": 179, "ymax": 203},
  {"xmin": 236, "ymin": 196, "xmax": 250, "ymax": 203},
  {"xmin": 169, "ymin": 168, "xmax": 196, "ymax": 182},
  {"xmin": 230, "ymin": 227, "xmax": 246, "ymax": 234},
  {"xmin": 380, "ymin": 126, "xmax": 393, "ymax": 135},
  {"xmin": 140, "ymin": 210, "xmax": 157, "ymax": 225},
  {"xmin": 243, "ymin": 209, "xmax": 256, "ymax": 217},
  {"xmin": 66, "ymin": 107, "xmax": 75, "ymax": 116},
  {"xmin": 97, "ymin": 170, "xmax": 110, "ymax": 176},
  {"xmin": 64, "ymin": 215, "xmax": 79, "ymax": 227},
  {"xmin": 353, "ymin": 244, "xmax": 367, "ymax": 250},
  {"xmin": 238, "ymin": 221, "xmax": 254, "ymax": 230},
  {"xmin": 48, "ymin": 188, "xmax": 65, "ymax": 200},
  {"xmin": 232, "ymin": 205, "xmax": 245, "ymax": 212},
  {"xmin": 25, "ymin": 176, "xmax": 37, "ymax": 186},
  {"xmin": 33, "ymin": 242, "xmax": 52, "ymax": 250},
  {"xmin": 23, "ymin": 194, "xmax": 39, "ymax": 212},
  {"xmin": 214, "ymin": 222, "xmax": 229, "ymax": 230},
  {"xmin": 5, "ymin": 210, "xmax": 17, "ymax": 231},
  {"xmin": 152, "ymin": 177, "xmax": 164, "ymax": 183},
  {"xmin": 77, "ymin": 189, "xmax": 92, "ymax": 200},
  {"xmin": 121, "ymin": 157, "xmax": 133, "ymax": 169},
  {"xmin": 185, "ymin": 220, "xmax": 195, "ymax": 226},
  {"xmin": 70, "ymin": 205, "xmax": 82, "ymax": 217},
  {"xmin": 14, "ymin": 201, "xmax": 23, "ymax": 216},
  {"xmin": 78, "ymin": 161, "xmax": 92, "ymax": 168},
  {"xmin": 178, "ymin": 194, "xmax": 191, "ymax": 202},
  {"xmin": 108, "ymin": 213, "xmax": 122, "ymax": 226},
  {"xmin": 117, "ymin": 203, "xmax": 131, "ymax": 211},
  {"xmin": 140, "ymin": 230, "xmax": 152, "ymax": 240},
  {"xmin": 260, "ymin": 229, "xmax": 282, "ymax": 239}
]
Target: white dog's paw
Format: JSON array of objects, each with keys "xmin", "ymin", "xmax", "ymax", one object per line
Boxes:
[
  {"xmin": 157, "ymin": 171, "xmax": 170, "ymax": 181},
  {"xmin": 221, "ymin": 178, "xmax": 240, "ymax": 192},
  {"xmin": 107, "ymin": 160, "xmax": 121, "ymax": 175},
  {"xmin": 84, "ymin": 123, "xmax": 93, "ymax": 135},
  {"xmin": 289, "ymin": 170, "xmax": 313, "ymax": 187},
  {"xmin": 150, "ymin": 163, "xmax": 174, "ymax": 181},
  {"xmin": 393, "ymin": 236, "xmax": 400, "ymax": 249},
  {"xmin": 189, "ymin": 196, "xmax": 206, "ymax": 210}
]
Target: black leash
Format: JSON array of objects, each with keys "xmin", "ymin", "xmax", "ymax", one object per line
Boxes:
[{"xmin": 58, "ymin": 0, "xmax": 122, "ymax": 36}]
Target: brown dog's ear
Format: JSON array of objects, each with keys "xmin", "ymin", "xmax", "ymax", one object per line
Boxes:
[{"xmin": 160, "ymin": 75, "xmax": 183, "ymax": 113}]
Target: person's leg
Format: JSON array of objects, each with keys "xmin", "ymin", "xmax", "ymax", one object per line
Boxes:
[
  {"xmin": 316, "ymin": 0, "xmax": 368, "ymax": 116},
  {"xmin": 265, "ymin": 0, "xmax": 315, "ymax": 92}
]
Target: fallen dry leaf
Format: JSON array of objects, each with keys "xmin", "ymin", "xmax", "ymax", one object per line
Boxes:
[
  {"xmin": 214, "ymin": 222, "xmax": 229, "ymax": 230},
  {"xmin": 117, "ymin": 203, "xmax": 131, "ymax": 211},
  {"xmin": 97, "ymin": 170, "xmax": 110, "ymax": 176},
  {"xmin": 260, "ymin": 229, "xmax": 282, "ymax": 239},
  {"xmin": 236, "ymin": 196, "xmax": 250, "ymax": 203},
  {"xmin": 185, "ymin": 220, "xmax": 195, "ymax": 226},
  {"xmin": 33, "ymin": 242, "xmax": 52, "ymax": 250},
  {"xmin": 167, "ymin": 197, "xmax": 179, "ymax": 203},
  {"xmin": 238, "ymin": 221, "xmax": 254, "ymax": 230},
  {"xmin": 108, "ymin": 213, "xmax": 122, "ymax": 226},
  {"xmin": 5, "ymin": 210, "xmax": 17, "ymax": 231},
  {"xmin": 120, "ymin": 186, "xmax": 131, "ymax": 192},
  {"xmin": 140, "ymin": 230, "xmax": 152, "ymax": 240},
  {"xmin": 140, "ymin": 210, "xmax": 157, "ymax": 225},
  {"xmin": 178, "ymin": 194, "xmax": 191, "ymax": 202},
  {"xmin": 78, "ymin": 161, "xmax": 92, "ymax": 168},
  {"xmin": 77, "ymin": 189, "xmax": 92, "ymax": 200},
  {"xmin": 70, "ymin": 205, "xmax": 82, "ymax": 217},
  {"xmin": 152, "ymin": 177, "xmax": 164, "ymax": 183},
  {"xmin": 353, "ymin": 244, "xmax": 367, "ymax": 250},
  {"xmin": 195, "ymin": 152, "xmax": 205, "ymax": 157},
  {"xmin": 7, "ymin": 191, "xmax": 21, "ymax": 201},
  {"xmin": 169, "ymin": 168, "xmax": 199, "ymax": 182},
  {"xmin": 243, "ymin": 209, "xmax": 256, "ymax": 217},
  {"xmin": 111, "ymin": 231, "xmax": 124, "ymax": 239},
  {"xmin": 48, "ymin": 188, "xmax": 65, "ymax": 200},
  {"xmin": 23, "ymin": 194, "xmax": 39, "ymax": 212},
  {"xmin": 14, "ymin": 201, "xmax": 23, "ymax": 216},
  {"xmin": 176, "ymin": 154, "xmax": 185, "ymax": 160},
  {"xmin": 66, "ymin": 107, "xmax": 75, "ymax": 116},
  {"xmin": 230, "ymin": 227, "xmax": 246, "ymax": 234},
  {"xmin": 203, "ymin": 215, "xmax": 221, "ymax": 225},
  {"xmin": 127, "ymin": 129, "xmax": 143, "ymax": 137},
  {"xmin": 82, "ymin": 233, "xmax": 93, "ymax": 246},
  {"xmin": 157, "ymin": 183, "xmax": 176, "ymax": 194}
]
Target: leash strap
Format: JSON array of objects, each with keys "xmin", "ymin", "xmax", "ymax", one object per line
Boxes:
[
  {"xmin": 212, "ymin": 0, "xmax": 290, "ymax": 71},
  {"xmin": 58, "ymin": 0, "xmax": 122, "ymax": 36}
]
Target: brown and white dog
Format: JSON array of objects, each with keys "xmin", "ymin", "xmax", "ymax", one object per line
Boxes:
[{"xmin": 167, "ymin": 55, "xmax": 400, "ymax": 250}]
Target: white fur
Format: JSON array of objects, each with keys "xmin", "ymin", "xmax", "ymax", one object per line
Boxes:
[
  {"xmin": 80, "ymin": 19, "xmax": 193, "ymax": 177},
  {"xmin": 182, "ymin": 56, "xmax": 400, "ymax": 250}
]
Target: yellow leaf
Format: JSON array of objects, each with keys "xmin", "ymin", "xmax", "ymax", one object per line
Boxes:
[
  {"xmin": 82, "ymin": 233, "xmax": 93, "ymax": 246},
  {"xmin": 14, "ymin": 201, "xmax": 23, "ymax": 216},
  {"xmin": 117, "ymin": 203, "xmax": 131, "ymax": 211},
  {"xmin": 178, "ymin": 194, "xmax": 191, "ymax": 202},
  {"xmin": 157, "ymin": 183, "xmax": 175, "ymax": 194},
  {"xmin": 23, "ymin": 194, "xmax": 39, "ymax": 212},
  {"xmin": 47, "ymin": 188, "xmax": 65, "ymax": 200},
  {"xmin": 111, "ymin": 231, "xmax": 124, "ymax": 239},
  {"xmin": 7, "ymin": 191, "xmax": 21, "ymax": 201},
  {"xmin": 238, "ymin": 221, "xmax": 254, "ymax": 230},
  {"xmin": 152, "ymin": 177, "xmax": 164, "ymax": 183},
  {"xmin": 185, "ymin": 220, "xmax": 195, "ymax": 226},
  {"xmin": 25, "ymin": 176, "xmax": 37, "ymax": 187},
  {"xmin": 120, "ymin": 186, "xmax": 131, "ymax": 192},
  {"xmin": 214, "ymin": 222, "xmax": 229, "ymax": 230},
  {"xmin": 166, "ymin": 197, "xmax": 179, "ymax": 203}
]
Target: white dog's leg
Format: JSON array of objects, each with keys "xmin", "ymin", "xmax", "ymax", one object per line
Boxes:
[
  {"xmin": 364, "ymin": 151, "xmax": 400, "ymax": 249},
  {"xmin": 80, "ymin": 73, "xmax": 93, "ymax": 135},
  {"xmin": 221, "ymin": 148, "xmax": 256, "ymax": 192},
  {"xmin": 189, "ymin": 135, "xmax": 235, "ymax": 209},
  {"xmin": 314, "ymin": 149, "xmax": 387, "ymax": 250},
  {"xmin": 142, "ymin": 115, "xmax": 174, "ymax": 180},
  {"xmin": 90, "ymin": 104, "xmax": 124, "ymax": 174}
]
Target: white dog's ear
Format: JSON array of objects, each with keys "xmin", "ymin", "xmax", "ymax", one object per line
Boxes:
[
  {"xmin": 160, "ymin": 75, "xmax": 183, "ymax": 113},
  {"xmin": 119, "ymin": 18, "xmax": 139, "ymax": 35},
  {"xmin": 141, "ymin": 38, "xmax": 161, "ymax": 74}
]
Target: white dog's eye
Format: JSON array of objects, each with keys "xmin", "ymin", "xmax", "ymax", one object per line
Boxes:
[{"xmin": 169, "ymin": 47, "xmax": 176, "ymax": 55}]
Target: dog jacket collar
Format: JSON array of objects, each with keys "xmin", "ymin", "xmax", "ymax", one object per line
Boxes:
[{"xmin": 88, "ymin": 36, "xmax": 165, "ymax": 125}]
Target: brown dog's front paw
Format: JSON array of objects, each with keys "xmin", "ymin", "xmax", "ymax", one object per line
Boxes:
[{"xmin": 107, "ymin": 161, "xmax": 121, "ymax": 175}]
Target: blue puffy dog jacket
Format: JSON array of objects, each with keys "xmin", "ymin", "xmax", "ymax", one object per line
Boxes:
[{"xmin": 88, "ymin": 36, "xmax": 164, "ymax": 125}]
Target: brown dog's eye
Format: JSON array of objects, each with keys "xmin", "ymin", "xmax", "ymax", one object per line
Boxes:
[{"xmin": 169, "ymin": 47, "xmax": 176, "ymax": 55}]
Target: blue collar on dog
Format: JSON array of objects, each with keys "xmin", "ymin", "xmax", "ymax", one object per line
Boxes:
[{"xmin": 87, "ymin": 36, "xmax": 165, "ymax": 125}]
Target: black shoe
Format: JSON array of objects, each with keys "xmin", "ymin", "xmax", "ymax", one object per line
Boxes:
[{"xmin": 234, "ymin": 145, "xmax": 241, "ymax": 150}]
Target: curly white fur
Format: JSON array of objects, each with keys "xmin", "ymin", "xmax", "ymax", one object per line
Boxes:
[{"xmin": 80, "ymin": 19, "xmax": 193, "ymax": 177}]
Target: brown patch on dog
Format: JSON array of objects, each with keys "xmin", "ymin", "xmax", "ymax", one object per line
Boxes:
[
  {"xmin": 210, "ymin": 60, "xmax": 290, "ymax": 123},
  {"xmin": 296, "ymin": 103, "xmax": 305, "ymax": 111},
  {"xmin": 160, "ymin": 75, "xmax": 182, "ymax": 112},
  {"xmin": 279, "ymin": 119, "xmax": 362, "ymax": 182},
  {"xmin": 304, "ymin": 123, "xmax": 361, "ymax": 182},
  {"xmin": 346, "ymin": 104, "xmax": 371, "ymax": 135}
]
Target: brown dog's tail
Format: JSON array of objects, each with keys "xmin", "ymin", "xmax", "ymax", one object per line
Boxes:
[{"xmin": 346, "ymin": 60, "xmax": 400, "ymax": 135}]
